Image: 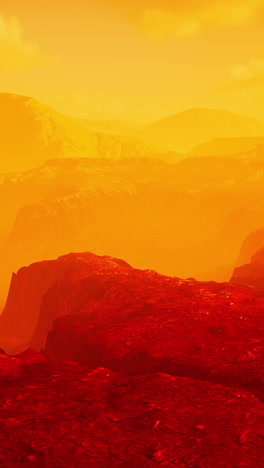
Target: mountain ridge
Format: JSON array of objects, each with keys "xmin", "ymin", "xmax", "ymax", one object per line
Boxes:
[
  {"xmin": 0, "ymin": 93, "xmax": 160, "ymax": 172},
  {"xmin": 139, "ymin": 108, "xmax": 264, "ymax": 152}
]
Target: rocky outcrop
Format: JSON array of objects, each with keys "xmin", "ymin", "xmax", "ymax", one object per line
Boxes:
[
  {"xmin": 231, "ymin": 246, "xmax": 264, "ymax": 290},
  {"xmin": 235, "ymin": 227, "xmax": 264, "ymax": 267},
  {"xmin": 0, "ymin": 252, "xmax": 131, "ymax": 353},
  {"xmin": 42, "ymin": 259, "xmax": 264, "ymax": 399},
  {"xmin": 2, "ymin": 252, "xmax": 264, "ymax": 401}
]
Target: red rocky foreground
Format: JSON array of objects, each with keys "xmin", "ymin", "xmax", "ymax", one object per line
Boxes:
[
  {"xmin": 1, "ymin": 252, "xmax": 264, "ymax": 400},
  {"xmin": 2, "ymin": 252, "xmax": 264, "ymax": 465},
  {"xmin": 1, "ymin": 350, "xmax": 264, "ymax": 468}
]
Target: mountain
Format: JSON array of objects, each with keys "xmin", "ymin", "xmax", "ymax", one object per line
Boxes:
[
  {"xmin": 139, "ymin": 108, "xmax": 264, "ymax": 152},
  {"xmin": 0, "ymin": 155, "xmax": 248, "ymax": 306},
  {"xmin": 0, "ymin": 93, "xmax": 159, "ymax": 172},
  {"xmin": 189, "ymin": 136, "xmax": 264, "ymax": 158},
  {"xmin": 78, "ymin": 118, "xmax": 146, "ymax": 136}
]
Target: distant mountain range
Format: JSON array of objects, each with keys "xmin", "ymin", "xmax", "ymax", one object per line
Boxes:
[
  {"xmin": 1, "ymin": 94, "xmax": 264, "ymax": 309},
  {"xmin": 0, "ymin": 151, "xmax": 264, "ymax": 308},
  {"xmin": 2, "ymin": 94, "xmax": 264, "ymax": 172},
  {"xmin": 0, "ymin": 93, "xmax": 160, "ymax": 172},
  {"xmin": 189, "ymin": 137, "xmax": 264, "ymax": 158},
  {"xmin": 139, "ymin": 108, "xmax": 264, "ymax": 152}
]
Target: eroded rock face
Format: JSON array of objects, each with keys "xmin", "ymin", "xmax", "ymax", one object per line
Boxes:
[
  {"xmin": 234, "ymin": 227, "xmax": 264, "ymax": 268},
  {"xmin": 0, "ymin": 252, "xmax": 131, "ymax": 353},
  {"xmin": 231, "ymin": 247, "xmax": 264, "ymax": 290},
  {"xmin": 1, "ymin": 352, "xmax": 264, "ymax": 468}
]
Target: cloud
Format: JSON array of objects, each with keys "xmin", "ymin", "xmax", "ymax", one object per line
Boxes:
[
  {"xmin": 216, "ymin": 57, "xmax": 264, "ymax": 95},
  {"xmin": 103, "ymin": 0, "xmax": 264, "ymax": 39},
  {"xmin": 229, "ymin": 57, "xmax": 264, "ymax": 84},
  {"xmin": 0, "ymin": 13, "xmax": 40, "ymax": 70}
]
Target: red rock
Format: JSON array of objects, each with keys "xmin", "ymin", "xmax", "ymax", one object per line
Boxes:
[
  {"xmin": 27, "ymin": 252, "xmax": 264, "ymax": 399},
  {"xmin": 2, "ymin": 252, "xmax": 264, "ymax": 400},
  {"xmin": 195, "ymin": 424, "xmax": 205, "ymax": 430},
  {"xmin": 0, "ymin": 252, "xmax": 131, "ymax": 353},
  {"xmin": 1, "ymin": 354, "xmax": 264, "ymax": 467}
]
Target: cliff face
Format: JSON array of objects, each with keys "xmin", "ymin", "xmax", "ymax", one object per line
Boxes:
[
  {"xmin": 235, "ymin": 227, "xmax": 264, "ymax": 267},
  {"xmin": 2, "ymin": 252, "xmax": 264, "ymax": 401},
  {"xmin": 231, "ymin": 246, "xmax": 264, "ymax": 290},
  {"xmin": 0, "ymin": 252, "xmax": 131, "ymax": 353}
]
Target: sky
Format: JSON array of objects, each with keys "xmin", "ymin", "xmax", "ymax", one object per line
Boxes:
[{"xmin": 0, "ymin": 0, "xmax": 264, "ymax": 122}]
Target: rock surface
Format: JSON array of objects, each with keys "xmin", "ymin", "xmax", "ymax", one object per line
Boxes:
[
  {"xmin": 235, "ymin": 227, "xmax": 264, "ymax": 267},
  {"xmin": 231, "ymin": 246, "xmax": 264, "ymax": 290},
  {"xmin": 2, "ymin": 252, "xmax": 264, "ymax": 403},
  {"xmin": 0, "ymin": 253, "xmax": 131, "ymax": 353},
  {"xmin": 1, "ymin": 352, "xmax": 264, "ymax": 467}
]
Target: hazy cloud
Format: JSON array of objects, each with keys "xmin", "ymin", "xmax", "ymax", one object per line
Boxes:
[
  {"xmin": 0, "ymin": 13, "xmax": 40, "ymax": 70},
  {"xmin": 229, "ymin": 58, "xmax": 264, "ymax": 84},
  {"xmin": 214, "ymin": 56, "xmax": 264, "ymax": 103},
  {"xmin": 103, "ymin": 0, "xmax": 264, "ymax": 39}
]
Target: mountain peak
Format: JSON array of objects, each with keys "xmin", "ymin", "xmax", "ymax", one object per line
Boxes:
[
  {"xmin": 139, "ymin": 107, "xmax": 264, "ymax": 152},
  {"xmin": 0, "ymin": 92, "xmax": 38, "ymax": 106},
  {"xmin": 0, "ymin": 93, "xmax": 157, "ymax": 172}
]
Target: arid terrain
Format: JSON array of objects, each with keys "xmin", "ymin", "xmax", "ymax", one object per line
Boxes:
[
  {"xmin": 1, "ymin": 252, "xmax": 264, "ymax": 466},
  {"xmin": 2, "ymin": 0, "xmax": 264, "ymax": 464},
  {"xmin": 2, "ymin": 93, "xmax": 264, "ymax": 467}
]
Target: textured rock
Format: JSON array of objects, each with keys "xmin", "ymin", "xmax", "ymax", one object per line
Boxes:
[
  {"xmin": 42, "ymin": 256, "xmax": 264, "ymax": 399},
  {"xmin": 1, "ymin": 353, "xmax": 264, "ymax": 467},
  {"xmin": 2, "ymin": 252, "xmax": 264, "ymax": 401},
  {"xmin": 0, "ymin": 252, "xmax": 131, "ymax": 353}
]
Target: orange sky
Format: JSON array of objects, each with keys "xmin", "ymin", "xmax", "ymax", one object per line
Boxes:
[{"xmin": 0, "ymin": 0, "xmax": 264, "ymax": 122}]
